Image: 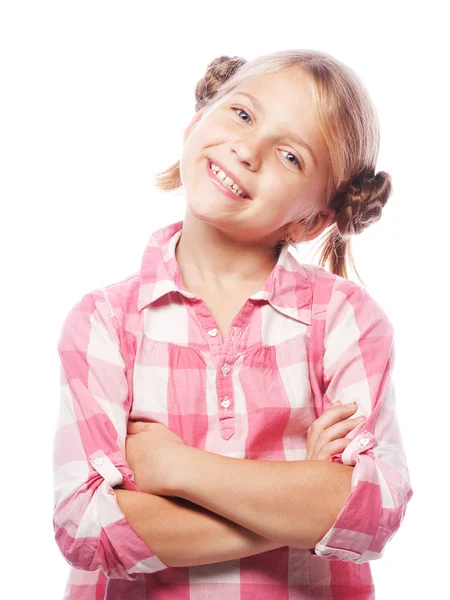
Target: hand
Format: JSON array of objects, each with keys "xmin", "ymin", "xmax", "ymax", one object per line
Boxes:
[
  {"xmin": 306, "ymin": 402, "xmax": 366, "ymax": 461},
  {"xmin": 125, "ymin": 420, "xmax": 186, "ymax": 496}
]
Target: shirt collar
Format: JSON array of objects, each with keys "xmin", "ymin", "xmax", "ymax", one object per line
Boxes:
[{"xmin": 138, "ymin": 220, "xmax": 312, "ymax": 325}]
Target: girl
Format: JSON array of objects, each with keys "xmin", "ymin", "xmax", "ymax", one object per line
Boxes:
[{"xmin": 53, "ymin": 50, "xmax": 413, "ymax": 599}]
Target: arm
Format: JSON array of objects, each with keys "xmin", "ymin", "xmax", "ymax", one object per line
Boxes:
[
  {"xmin": 53, "ymin": 289, "xmax": 169, "ymax": 579},
  {"xmin": 306, "ymin": 278, "xmax": 414, "ymax": 561},
  {"xmin": 114, "ymin": 489, "xmax": 283, "ymax": 568},
  {"xmin": 165, "ymin": 278, "xmax": 414, "ymax": 563},
  {"xmin": 167, "ymin": 448, "xmax": 354, "ymax": 550}
]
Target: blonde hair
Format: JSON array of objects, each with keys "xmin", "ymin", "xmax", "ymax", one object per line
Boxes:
[{"xmin": 153, "ymin": 49, "xmax": 392, "ymax": 286}]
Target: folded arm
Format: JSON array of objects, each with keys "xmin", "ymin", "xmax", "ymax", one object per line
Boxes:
[
  {"xmin": 53, "ymin": 290, "xmax": 169, "ymax": 578},
  {"xmin": 114, "ymin": 489, "xmax": 283, "ymax": 568},
  {"xmin": 166, "ymin": 448, "xmax": 354, "ymax": 550},
  {"xmin": 161, "ymin": 278, "xmax": 414, "ymax": 564},
  {"xmin": 53, "ymin": 289, "xmax": 282, "ymax": 576}
]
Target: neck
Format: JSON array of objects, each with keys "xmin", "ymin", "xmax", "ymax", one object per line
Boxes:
[{"xmin": 174, "ymin": 211, "xmax": 281, "ymax": 293}]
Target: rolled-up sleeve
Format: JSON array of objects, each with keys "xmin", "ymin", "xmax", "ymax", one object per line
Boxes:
[
  {"xmin": 309, "ymin": 279, "xmax": 414, "ymax": 563},
  {"xmin": 52, "ymin": 289, "xmax": 169, "ymax": 579}
]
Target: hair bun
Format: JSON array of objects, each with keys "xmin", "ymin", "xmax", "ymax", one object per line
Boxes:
[
  {"xmin": 195, "ymin": 55, "xmax": 246, "ymax": 111},
  {"xmin": 336, "ymin": 170, "xmax": 392, "ymax": 237}
]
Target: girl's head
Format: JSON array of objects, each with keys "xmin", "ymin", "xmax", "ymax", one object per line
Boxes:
[{"xmin": 154, "ymin": 49, "xmax": 392, "ymax": 284}]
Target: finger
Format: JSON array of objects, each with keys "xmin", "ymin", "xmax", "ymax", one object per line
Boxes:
[
  {"xmin": 306, "ymin": 402, "xmax": 357, "ymax": 440},
  {"xmin": 330, "ymin": 401, "xmax": 359, "ymax": 414},
  {"xmin": 307, "ymin": 402, "xmax": 359, "ymax": 451},
  {"xmin": 318, "ymin": 415, "xmax": 366, "ymax": 442},
  {"xmin": 316, "ymin": 438, "xmax": 354, "ymax": 462},
  {"xmin": 312, "ymin": 416, "xmax": 366, "ymax": 455},
  {"xmin": 127, "ymin": 421, "xmax": 147, "ymax": 434},
  {"xmin": 306, "ymin": 435, "xmax": 352, "ymax": 461}
]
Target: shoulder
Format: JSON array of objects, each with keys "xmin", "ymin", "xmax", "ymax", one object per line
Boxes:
[
  {"xmin": 62, "ymin": 272, "xmax": 142, "ymax": 332},
  {"xmin": 300, "ymin": 264, "xmax": 394, "ymax": 332},
  {"xmin": 101, "ymin": 272, "xmax": 142, "ymax": 323}
]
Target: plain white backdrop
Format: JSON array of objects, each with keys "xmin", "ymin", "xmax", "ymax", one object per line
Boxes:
[{"xmin": 1, "ymin": 1, "xmax": 448, "ymax": 598}]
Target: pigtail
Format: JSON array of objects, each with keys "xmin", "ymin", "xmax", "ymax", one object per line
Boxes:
[
  {"xmin": 194, "ymin": 56, "xmax": 247, "ymax": 112},
  {"xmin": 307, "ymin": 170, "xmax": 392, "ymax": 286}
]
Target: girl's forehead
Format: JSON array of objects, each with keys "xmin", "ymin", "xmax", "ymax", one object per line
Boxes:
[{"xmin": 228, "ymin": 72, "xmax": 312, "ymax": 106}]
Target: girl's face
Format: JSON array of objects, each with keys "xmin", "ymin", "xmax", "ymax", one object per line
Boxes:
[{"xmin": 180, "ymin": 66, "xmax": 333, "ymax": 247}]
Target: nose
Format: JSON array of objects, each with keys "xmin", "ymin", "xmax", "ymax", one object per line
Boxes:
[{"xmin": 230, "ymin": 143, "xmax": 262, "ymax": 172}]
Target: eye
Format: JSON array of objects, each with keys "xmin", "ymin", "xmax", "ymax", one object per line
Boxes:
[
  {"xmin": 233, "ymin": 107, "xmax": 252, "ymax": 124},
  {"xmin": 280, "ymin": 150, "xmax": 301, "ymax": 168},
  {"xmin": 231, "ymin": 107, "xmax": 303, "ymax": 170}
]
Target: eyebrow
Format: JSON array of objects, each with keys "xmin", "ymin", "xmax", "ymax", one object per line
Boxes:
[{"xmin": 231, "ymin": 91, "xmax": 318, "ymax": 168}]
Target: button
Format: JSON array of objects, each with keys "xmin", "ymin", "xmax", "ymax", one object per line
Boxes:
[
  {"xmin": 208, "ymin": 328, "xmax": 218, "ymax": 337},
  {"xmin": 360, "ymin": 438, "xmax": 370, "ymax": 446},
  {"xmin": 231, "ymin": 328, "xmax": 236, "ymax": 339},
  {"xmin": 94, "ymin": 457, "xmax": 104, "ymax": 466},
  {"xmin": 221, "ymin": 397, "xmax": 231, "ymax": 408},
  {"xmin": 221, "ymin": 363, "xmax": 231, "ymax": 375}
]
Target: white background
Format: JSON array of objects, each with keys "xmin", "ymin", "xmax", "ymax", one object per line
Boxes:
[{"xmin": 1, "ymin": 1, "xmax": 448, "ymax": 598}]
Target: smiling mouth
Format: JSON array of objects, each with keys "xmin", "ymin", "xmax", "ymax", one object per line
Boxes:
[{"xmin": 207, "ymin": 160, "xmax": 251, "ymax": 199}]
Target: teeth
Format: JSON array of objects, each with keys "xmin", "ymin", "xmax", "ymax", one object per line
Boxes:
[{"xmin": 210, "ymin": 162, "xmax": 246, "ymax": 197}]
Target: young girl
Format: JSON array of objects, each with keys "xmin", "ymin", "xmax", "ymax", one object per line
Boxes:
[{"xmin": 53, "ymin": 49, "xmax": 413, "ymax": 599}]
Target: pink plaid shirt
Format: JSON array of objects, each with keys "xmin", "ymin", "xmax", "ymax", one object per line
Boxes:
[{"xmin": 53, "ymin": 219, "xmax": 413, "ymax": 599}]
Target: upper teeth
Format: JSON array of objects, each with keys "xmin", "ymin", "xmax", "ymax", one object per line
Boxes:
[{"xmin": 210, "ymin": 162, "xmax": 247, "ymax": 197}]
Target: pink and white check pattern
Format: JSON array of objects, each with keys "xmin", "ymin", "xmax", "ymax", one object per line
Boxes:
[{"xmin": 53, "ymin": 219, "xmax": 413, "ymax": 599}]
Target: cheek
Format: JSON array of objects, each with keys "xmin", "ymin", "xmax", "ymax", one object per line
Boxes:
[
  {"xmin": 266, "ymin": 168, "xmax": 302, "ymax": 195},
  {"xmin": 267, "ymin": 192, "xmax": 312, "ymax": 229}
]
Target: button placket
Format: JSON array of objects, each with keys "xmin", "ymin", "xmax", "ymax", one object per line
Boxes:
[
  {"xmin": 220, "ymin": 360, "xmax": 233, "ymax": 409},
  {"xmin": 221, "ymin": 363, "xmax": 231, "ymax": 376}
]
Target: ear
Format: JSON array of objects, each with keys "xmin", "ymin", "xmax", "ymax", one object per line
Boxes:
[{"xmin": 183, "ymin": 107, "xmax": 207, "ymax": 144}]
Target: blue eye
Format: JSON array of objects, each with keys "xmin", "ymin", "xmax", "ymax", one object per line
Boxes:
[
  {"xmin": 232, "ymin": 107, "xmax": 303, "ymax": 170},
  {"xmin": 234, "ymin": 107, "xmax": 252, "ymax": 124},
  {"xmin": 280, "ymin": 150, "xmax": 301, "ymax": 168}
]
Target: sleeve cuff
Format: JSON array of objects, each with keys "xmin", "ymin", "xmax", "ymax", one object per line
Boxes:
[
  {"xmin": 309, "ymin": 430, "xmax": 381, "ymax": 563},
  {"xmin": 334, "ymin": 430, "xmax": 377, "ymax": 466},
  {"xmin": 89, "ymin": 450, "xmax": 125, "ymax": 487},
  {"xmin": 88, "ymin": 450, "xmax": 170, "ymax": 577}
]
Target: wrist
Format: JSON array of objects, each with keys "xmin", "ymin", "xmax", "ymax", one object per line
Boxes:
[{"xmin": 165, "ymin": 444, "xmax": 195, "ymax": 497}]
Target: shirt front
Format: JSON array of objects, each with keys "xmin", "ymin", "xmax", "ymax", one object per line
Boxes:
[{"xmin": 53, "ymin": 219, "xmax": 414, "ymax": 599}]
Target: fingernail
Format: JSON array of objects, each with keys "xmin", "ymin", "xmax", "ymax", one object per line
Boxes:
[
  {"xmin": 355, "ymin": 416, "xmax": 366, "ymax": 421},
  {"xmin": 349, "ymin": 402, "xmax": 357, "ymax": 407},
  {"xmin": 336, "ymin": 401, "xmax": 342, "ymax": 405}
]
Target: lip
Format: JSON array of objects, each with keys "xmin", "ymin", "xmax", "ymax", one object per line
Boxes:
[{"xmin": 206, "ymin": 158, "xmax": 252, "ymax": 199}]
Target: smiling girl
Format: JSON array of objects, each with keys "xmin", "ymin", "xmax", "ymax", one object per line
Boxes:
[{"xmin": 53, "ymin": 50, "xmax": 413, "ymax": 599}]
